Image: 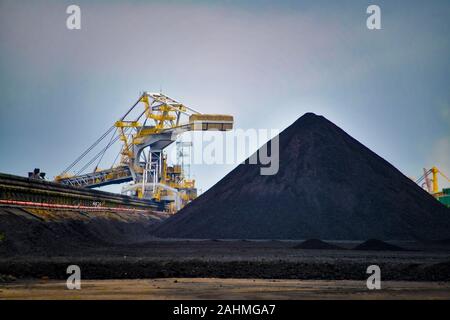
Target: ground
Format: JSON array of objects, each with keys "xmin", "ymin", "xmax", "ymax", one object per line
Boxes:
[
  {"xmin": 1, "ymin": 240, "xmax": 450, "ymax": 299},
  {"xmin": 1, "ymin": 278, "xmax": 450, "ymax": 300}
]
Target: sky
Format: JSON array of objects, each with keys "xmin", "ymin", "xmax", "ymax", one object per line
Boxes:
[{"xmin": 0, "ymin": 0, "xmax": 449, "ymax": 193}]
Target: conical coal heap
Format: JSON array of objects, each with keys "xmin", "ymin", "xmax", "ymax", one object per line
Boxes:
[{"xmin": 155, "ymin": 113, "xmax": 450, "ymax": 240}]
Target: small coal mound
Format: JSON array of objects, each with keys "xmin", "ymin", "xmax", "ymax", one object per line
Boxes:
[
  {"xmin": 353, "ymin": 239, "xmax": 405, "ymax": 251},
  {"xmin": 0, "ymin": 207, "xmax": 164, "ymax": 256},
  {"xmin": 293, "ymin": 239, "xmax": 344, "ymax": 250}
]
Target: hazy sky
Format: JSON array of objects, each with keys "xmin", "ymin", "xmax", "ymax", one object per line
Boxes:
[{"xmin": 0, "ymin": 0, "xmax": 449, "ymax": 193}]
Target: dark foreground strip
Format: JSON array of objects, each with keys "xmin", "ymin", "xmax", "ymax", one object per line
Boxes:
[{"xmin": 1, "ymin": 259, "xmax": 450, "ymax": 281}]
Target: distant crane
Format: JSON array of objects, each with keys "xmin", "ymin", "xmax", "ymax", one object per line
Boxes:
[
  {"xmin": 55, "ymin": 92, "xmax": 233, "ymax": 212},
  {"xmin": 416, "ymin": 166, "xmax": 450, "ymax": 195},
  {"xmin": 416, "ymin": 166, "xmax": 450, "ymax": 208}
]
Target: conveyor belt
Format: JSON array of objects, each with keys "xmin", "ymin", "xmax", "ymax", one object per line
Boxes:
[{"xmin": 0, "ymin": 172, "xmax": 162, "ymax": 211}]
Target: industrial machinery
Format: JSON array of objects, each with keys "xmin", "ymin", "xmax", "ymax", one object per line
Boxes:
[
  {"xmin": 416, "ymin": 166, "xmax": 450, "ymax": 208},
  {"xmin": 55, "ymin": 92, "xmax": 233, "ymax": 212},
  {"xmin": 28, "ymin": 168, "xmax": 46, "ymax": 180}
]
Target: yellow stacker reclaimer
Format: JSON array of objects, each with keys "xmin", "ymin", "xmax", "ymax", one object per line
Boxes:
[{"xmin": 55, "ymin": 92, "xmax": 233, "ymax": 212}]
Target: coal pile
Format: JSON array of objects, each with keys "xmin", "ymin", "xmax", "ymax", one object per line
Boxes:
[
  {"xmin": 155, "ymin": 113, "xmax": 450, "ymax": 240},
  {"xmin": 0, "ymin": 207, "xmax": 165, "ymax": 256},
  {"xmin": 353, "ymin": 239, "xmax": 405, "ymax": 251},
  {"xmin": 293, "ymin": 239, "xmax": 344, "ymax": 250}
]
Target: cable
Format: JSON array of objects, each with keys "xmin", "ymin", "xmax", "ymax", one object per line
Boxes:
[
  {"xmin": 439, "ymin": 170, "xmax": 450, "ymax": 182},
  {"xmin": 94, "ymin": 127, "xmax": 118, "ymax": 172},
  {"xmin": 76, "ymin": 135, "xmax": 121, "ymax": 175},
  {"xmin": 111, "ymin": 148, "xmax": 122, "ymax": 169},
  {"xmin": 62, "ymin": 94, "xmax": 149, "ymax": 177},
  {"xmin": 120, "ymin": 93, "xmax": 144, "ymax": 120},
  {"xmin": 61, "ymin": 125, "xmax": 115, "ymax": 175},
  {"xmin": 61, "ymin": 94, "xmax": 144, "ymax": 175},
  {"xmin": 415, "ymin": 169, "xmax": 431, "ymax": 184}
]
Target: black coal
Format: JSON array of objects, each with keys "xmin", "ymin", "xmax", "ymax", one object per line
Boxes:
[{"xmin": 155, "ymin": 113, "xmax": 450, "ymax": 240}]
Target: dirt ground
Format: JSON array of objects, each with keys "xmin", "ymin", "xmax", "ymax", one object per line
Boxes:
[
  {"xmin": 1, "ymin": 278, "xmax": 449, "ymax": 300},
  {"xmin": 1, "ymin": 240, "xmax": 450, "ymax": 299}
]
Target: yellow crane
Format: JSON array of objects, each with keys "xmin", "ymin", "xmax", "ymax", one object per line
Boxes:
[
  {"xmin": 55, "ymin": 92, "xmax": 233, "ymax": 212},
  {"xmin": 416, "ymin": 166, "xmax": 450, "ymax": 195},
  {"xmin": 416, "ymin": 166, "xmax": 450, "ymax": 208}
]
